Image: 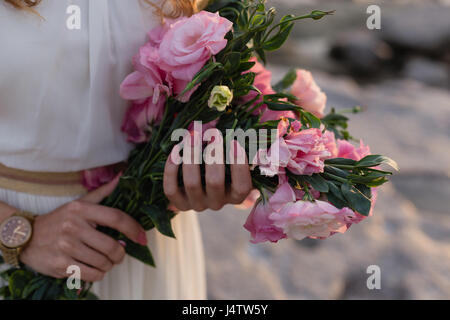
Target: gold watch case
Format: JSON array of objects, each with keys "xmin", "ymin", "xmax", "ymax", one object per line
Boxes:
[{"xmin": 0, "ymin": 215, "xmax": 33, "ymax": 249}]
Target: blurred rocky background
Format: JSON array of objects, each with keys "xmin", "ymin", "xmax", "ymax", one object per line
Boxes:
[{"xmin": 198, "ymin": 0, "xmax": 450, "ymax": 299}]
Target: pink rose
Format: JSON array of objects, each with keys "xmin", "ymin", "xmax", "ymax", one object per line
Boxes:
[
  {"xmin": 291, "ymin": 69, "xmax": 327, "ymax": 118},
  {"xmin": 269, "ymin": 200, "xmax": 356, "ymax": 240},
  {"xmin": 121, "ymin": 97, "xmax": 165, "ymax": 143},
  {"xmin": 158, "ymin": 11, "xmax": 233, "ymax": 92},
  {"xmin": 82, "ymin": 166, "xmax": 117, "ymax": 191}
]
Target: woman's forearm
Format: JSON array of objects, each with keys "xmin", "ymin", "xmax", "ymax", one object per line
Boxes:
[{"xmin": 0, "ymin": 201, "xmax": 19, "ymax": 222}]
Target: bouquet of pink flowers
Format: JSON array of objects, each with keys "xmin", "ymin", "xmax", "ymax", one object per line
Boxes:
[{"xmin": 1, "ymin": 0, "xmax": 397, "ymax": 300}]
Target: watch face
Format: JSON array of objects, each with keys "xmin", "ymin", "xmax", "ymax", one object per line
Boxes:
[{"xmin": 0, "ymin": 216, "xmax": 32, "ymax": 249}]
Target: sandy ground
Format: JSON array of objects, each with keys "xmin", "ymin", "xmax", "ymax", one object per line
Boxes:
[{"xmin": 198, "ymin": 0, "xmax": 450, "ymax": 300}]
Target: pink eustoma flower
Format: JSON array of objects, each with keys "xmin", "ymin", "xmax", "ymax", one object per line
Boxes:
[
  {"xmin": 157, "ymin": 11, "xmax": 233, "ymax": 100},
  {"xmin": 269, "ymin": 200, "xmax": 357, "ymax": 240},
  {"xmin": 244, "ymin": 183, "xmax": 295, "ymax": 243},
  {"xmin": 121, "ymin": 97, "xmax": 165, "ymax": 143},
  {"xmin": 82, "ymin": 166, "xmax": 117, "ymax": 191},
  {"xmin": 291, "ymin": 69, "xmax": 327, "ymax": 118}
]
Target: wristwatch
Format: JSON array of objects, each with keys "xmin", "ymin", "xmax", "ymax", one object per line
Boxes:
[{"xmin": 0, "ymin": 211, "xmax": 35, "ymax": 268}]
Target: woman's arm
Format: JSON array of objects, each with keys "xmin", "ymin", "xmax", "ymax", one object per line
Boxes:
[
  {"xmin": 1, "ymin": 175, "xmax": 146, "ymax": 282},
  {"xmin": 0, "ymin": 201, "xmax": 19, "ymax": 221}
]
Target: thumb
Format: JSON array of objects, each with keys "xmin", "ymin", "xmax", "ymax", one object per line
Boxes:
[{"xmin": 80, "ymin": 172, "xmax": 122, "ymax": 204}]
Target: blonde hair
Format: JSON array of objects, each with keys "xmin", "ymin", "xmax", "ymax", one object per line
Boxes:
[
  {"xmin": 4, "ymin": 0, "xmax": 205, "ymax": 18},
  {"xmin": 5, "ymin": 0, "xmax": 41, "ymax": 15}
]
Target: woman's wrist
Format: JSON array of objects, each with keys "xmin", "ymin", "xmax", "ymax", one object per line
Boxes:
[{"xmin": 0, "ymin": 201, "xmax": 20, "ymax": 223}]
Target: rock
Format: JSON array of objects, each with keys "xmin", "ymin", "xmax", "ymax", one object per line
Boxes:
[
  {"xmin": 330, "ymin": 31, "xmax": 394, "ymax": 77},
  {"xmin": 403, "ymin": 57, "xmax": 450, "ymax": 88},
  {"xmin": 198, "ymin": 67, "xmax": 450, "ymax": 300},
  {"xmin": 199, "ymin": 184, "xmax": 450, "ymax": 299},
  {"xmin": 391, "ymin": 172, "xmax": 450, "ymax": 215},
  {"xmin": 382, "ymin": 5, "xmax": 450, "ymax": 55}
]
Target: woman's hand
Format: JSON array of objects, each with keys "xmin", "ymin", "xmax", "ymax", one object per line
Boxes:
[
  {"xmin": 163, "ymin": 139, "xmax": 253, "ymax": 212},
  {"xmin": 20, "ymin": 174, "xmax": 147, "ymax": 282}
]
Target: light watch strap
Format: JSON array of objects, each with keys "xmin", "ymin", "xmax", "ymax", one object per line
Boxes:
[
  {"xmin": 0, "ymin": 211, "xmax": 35, "ymax": 268},
  {"xmin": 1, "ymin": 247, "xmax": 21, "ymax": 268}
]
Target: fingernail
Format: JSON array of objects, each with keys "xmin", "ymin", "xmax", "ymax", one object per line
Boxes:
[
  {"xmin": 118, "ymin": 240, "xmax": 127, "ymax": 248},
  {"xmin": 138, "ymin": 232, "xmax": 148, "ymax": 246}
]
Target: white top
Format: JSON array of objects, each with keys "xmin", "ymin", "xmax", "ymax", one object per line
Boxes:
[{"xmin": 0, "ymin": 0, "xmax": 161, "ymax": 172}]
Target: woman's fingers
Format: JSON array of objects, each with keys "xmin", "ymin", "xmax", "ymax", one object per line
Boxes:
[
  {"xmin": 204, "ymin": 134, "xmax": 226, "ymax": 210},
  {"xmin": 78, "ymin": 223, "xmax": 126, "ymax": 265},
  {"xmin": 62, "ymin": 238, "xmax": 114, "ymax": 273},
  {"xmin": 76, "ymin": 203, "xmax": 145, "ymax": 246},
  {"xmin": 81, "ymin": 172, "xmax": 122, "ymax": 204},
  {"xmin": 181, "ymin": 135, "xmax": 207, "ymax": 211},
  {"xmin": 182, "ymin": 160, "xmax": 207, "ymax": 212},
  {"xmin": 163, "ymin": 145, "xmax": 190, "ymax": 211},
  {"xmin": 67, "ymin": 259, "xmax": 106, "ymax": 283},
  {"xmin": 228, "ymin": 140, "xmax": 252, "ymax": 204},
  {"xmin": 164, "ymin": 138, "xmax": 253, "ymax": 211}
]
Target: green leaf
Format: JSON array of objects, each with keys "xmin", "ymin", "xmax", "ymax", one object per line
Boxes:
[
  {"xmin": 263, "ymin": 15, "xmax": 295, "ymax": 51},
  {"xmin": 348, "ymin": 171, "xmax": 390, "ymax": 187},
  {"xmin": 238, "ymin": 61, "xmax": 256, "ymax": 73},
  {"xmin": 45, "ymin": 281, "xmax": 63, "ymax": 300},
  {"xmin": 255, "ymin": 48, "xmax": 267, "ymax": 64},
  {"xmin": 141, "ymin": 205, "xmax": 176, "ymax": 239},
  {"xmin": 178, "ymin": 62, "xmax": 223, "ymax": 98},
  {"xmin": 123, "ymin": 237, "xmax": 155, "ymax": 267},
  {"xmin": 224, "ymin": 52, "xmax": 241, "ymax": 74},
  {"xmin": 22, "ymin": 277, "xmax": 48, "ymax": 299},
  {"xmin": 251, "ymin": 14, "xmax": 265, "ymax": 27},
  {"xmin": 303, "ymin": 175, "xmax": 329, "ymax": 193},
  {"xmin": 301, "ymin": 111, "xmax": 321, "ymax": 128},
  {"xmin": 324, "ymin": 166, "xmax": 350, "ymax": 178},
  {"xmin": 265, "ymin": 100, "xmax": 300, "ymax": 112},
  {"xmin": 31, "ymin": 280, "xmax": 50, "ymax": 300},
  {"xmin": 273, "ymin": 69, "xmax": 297, "ymax": 92},
  {"xmin": 63, "ymin": 283, "xmax": 79, "ymax": 300},
  {"xmin": 326, "ymin": 192, "xmax": 347, "ymax": 209},
  {"xmin": 341, "ymin": 183, "xmax": 372, "ymax": 216},
  {"xmin": 8, "ymin": 270, "xmax": 33, "ymax": 299},
  {"xmin": 355, "ymin": 155, "xmax": 399, "ymax": 171},
  {"xmin": 325, "ymin": 181, "xmax": 347, "ymax": 208},
  {"xmin": 324, "ymin": 158, "xmax": 357, "ymax": 166}
]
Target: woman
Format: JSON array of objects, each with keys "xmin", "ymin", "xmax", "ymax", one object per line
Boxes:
[{"xmin": 0, "ymin": 0, "xmax": 253, "ymax": 299}]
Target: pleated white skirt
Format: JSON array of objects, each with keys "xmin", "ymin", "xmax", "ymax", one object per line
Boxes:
[{"xmin": 0, "ymin": 187, "xmax": 206, "ymax": 300}]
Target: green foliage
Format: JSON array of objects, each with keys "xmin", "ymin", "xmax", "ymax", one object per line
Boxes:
[
  {"xmin": 273, "ymin": 69, "xmax": 297, "ymax": 92},
  {"xmin": 319, "ymin": 155, "xmax": 398, "ymax": 214},
  {"xmin": 1, "ymin": 0, "xmax": 358, "ymax": 301}
]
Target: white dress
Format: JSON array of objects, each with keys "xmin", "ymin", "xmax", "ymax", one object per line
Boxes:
[{"xmin": 0, "ymin": 0, "xmax": 206, "ymax": 299}]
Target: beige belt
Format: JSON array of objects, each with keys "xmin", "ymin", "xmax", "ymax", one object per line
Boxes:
[{"xmin": 0, "ymin": 163, "xmax": 87, "ymax": 197}]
